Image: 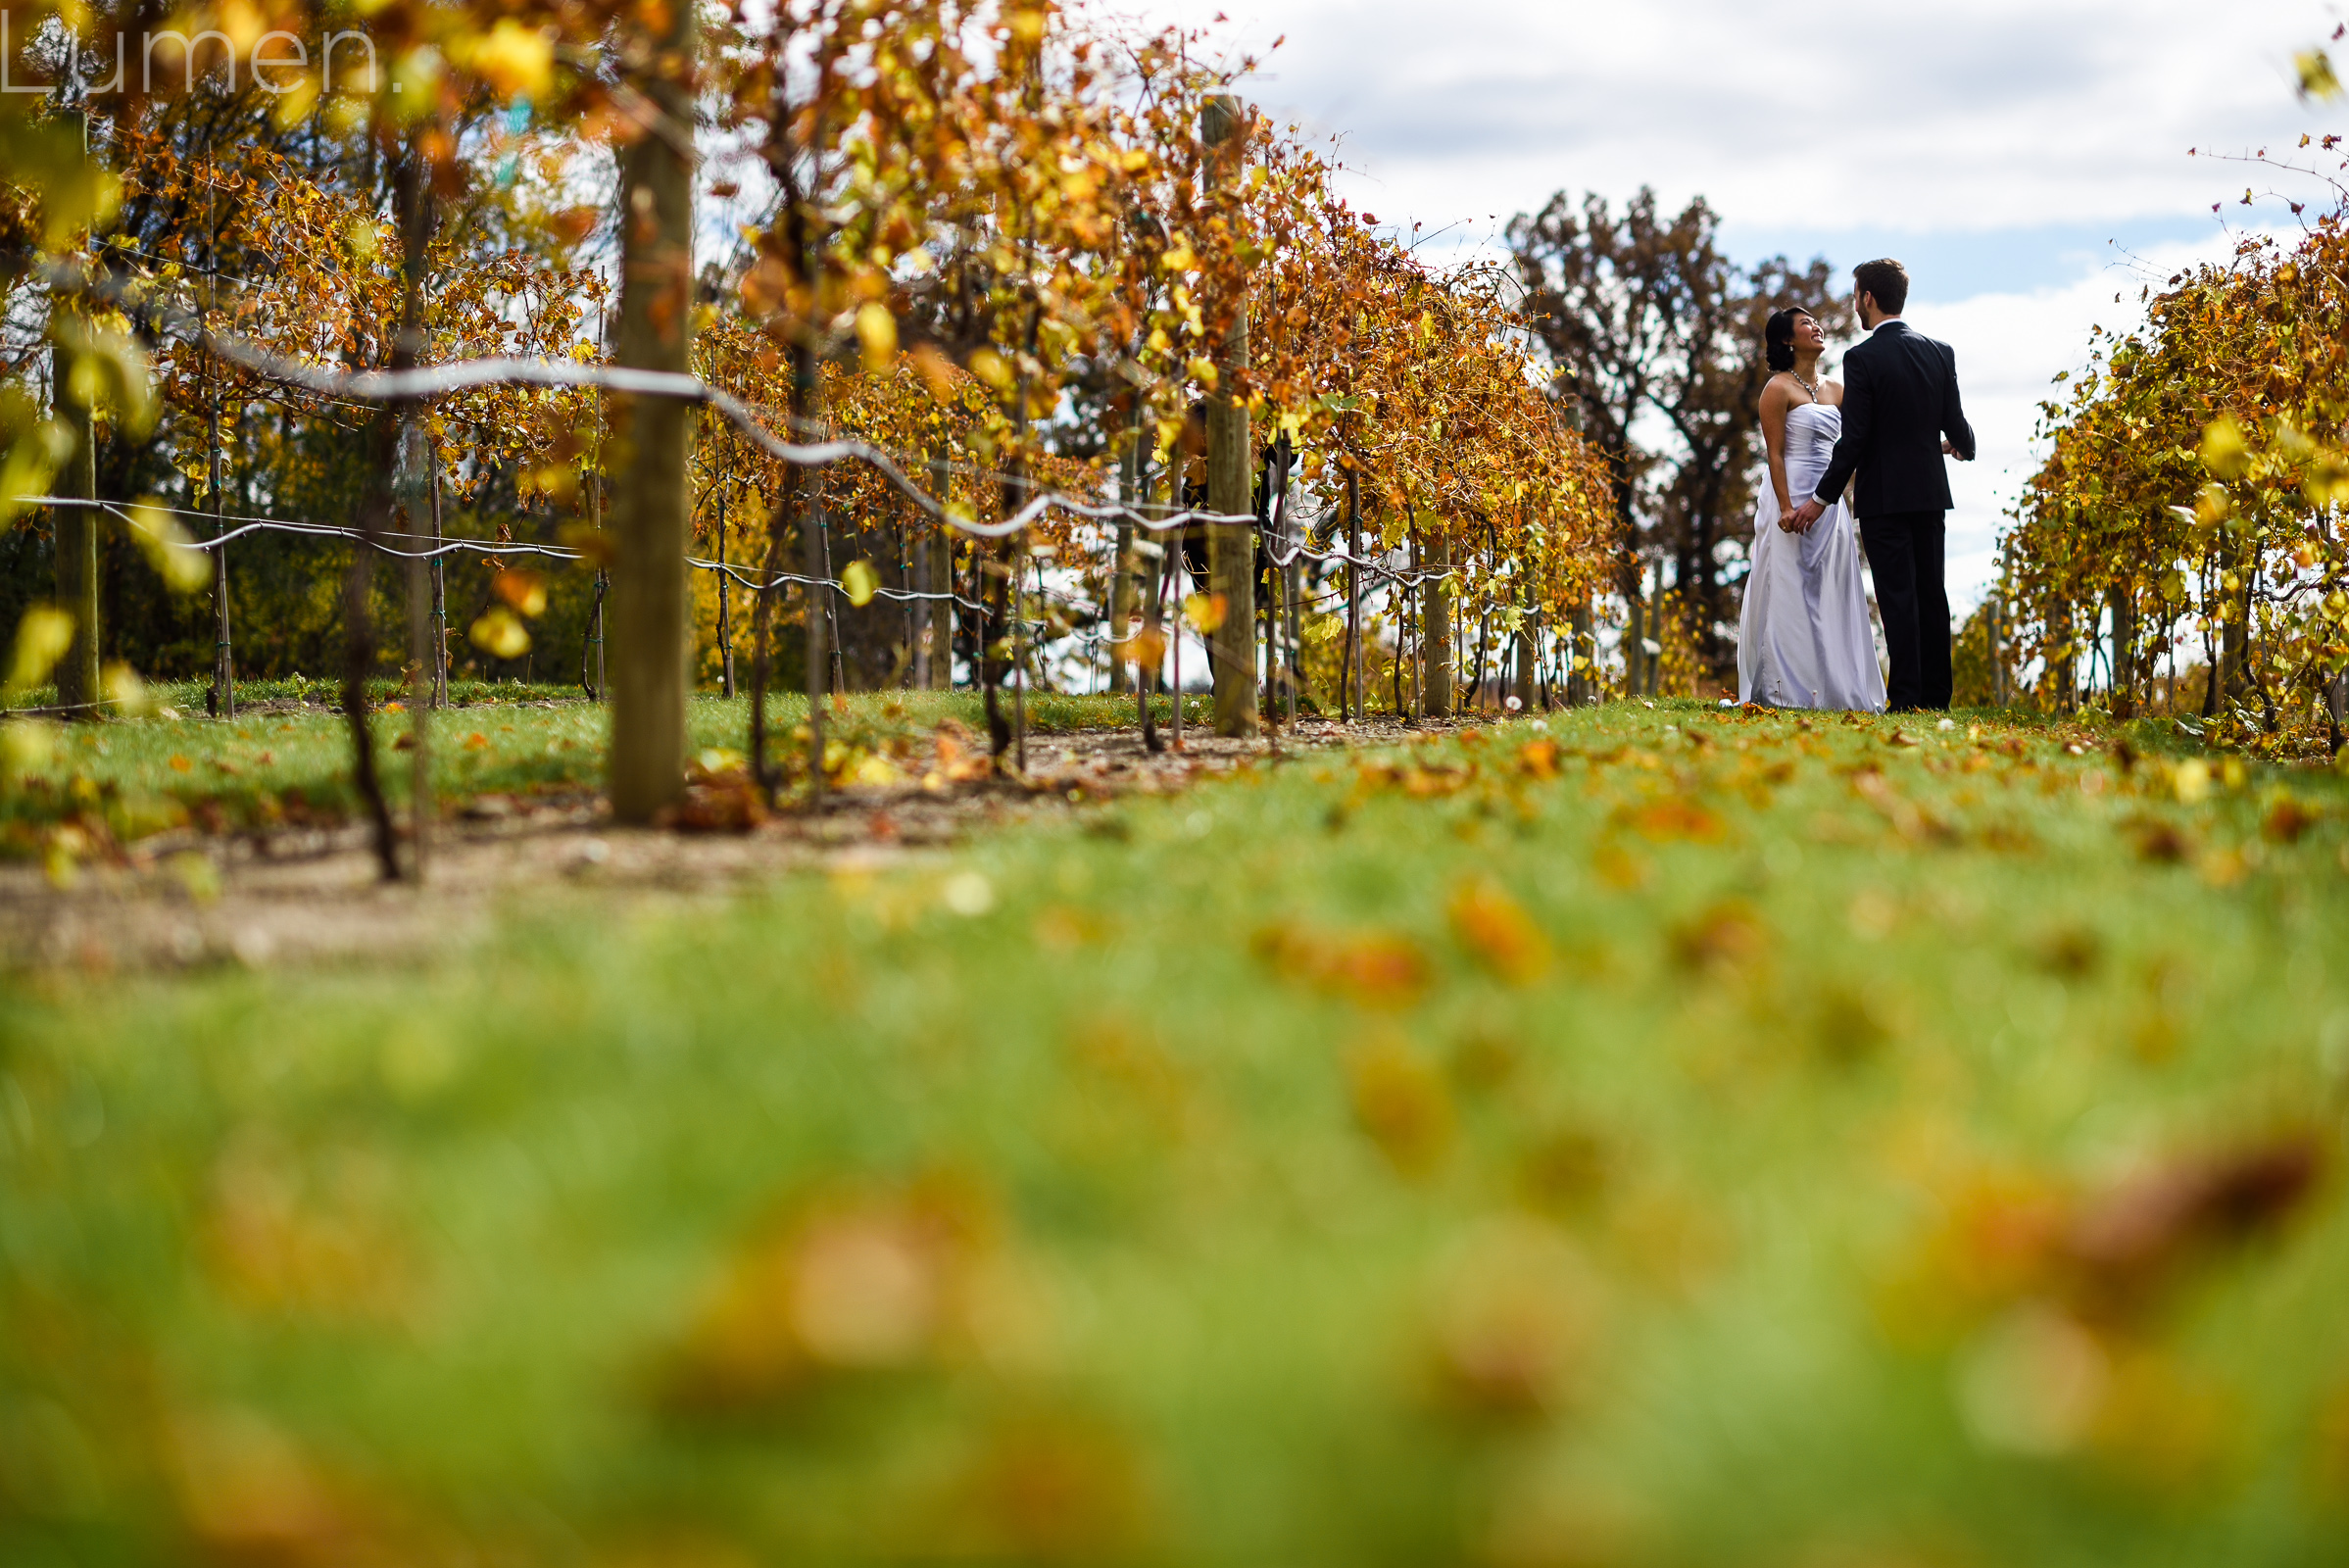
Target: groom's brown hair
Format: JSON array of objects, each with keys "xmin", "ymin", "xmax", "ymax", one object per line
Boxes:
[{"xmin": 1853, "ymin": 258, "xmax": 1909, "ymax": 315}]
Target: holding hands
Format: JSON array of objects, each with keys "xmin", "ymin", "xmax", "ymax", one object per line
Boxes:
[{"xmin": 1784, "ymin": 496, "xmax": 1827, "ymax": 532}]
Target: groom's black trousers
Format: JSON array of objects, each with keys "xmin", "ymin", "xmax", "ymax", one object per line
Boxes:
[{"xmin": 1858, "ymin": 510, "xmax": 1951, "ymax": 711}]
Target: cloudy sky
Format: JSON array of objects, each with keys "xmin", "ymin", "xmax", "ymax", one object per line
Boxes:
[{"xmin": 1130, "ymin": 0, "xmax": 2339, "ymax": 605}]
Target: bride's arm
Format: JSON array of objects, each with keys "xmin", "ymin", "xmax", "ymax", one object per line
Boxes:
[{"xmin": 1759, "ymin": 380, "xmax": 1793, "ymax": 515}]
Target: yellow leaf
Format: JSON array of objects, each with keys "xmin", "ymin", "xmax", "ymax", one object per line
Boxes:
[
  {"xmin": 842, "ymin": 559, "xmax": 881, "ymax": 608},
  {"xmin": 1447, "ymin": 876, "xmax": 1552, "ymax": 985},
  {"xmin": 968, "ymin": 349, "xmax": 1014, "ymax": 392},
  {"xmin": 856, "ymin": 302, "xmax": 898, "ymax": 369},
  {"xmin": 125, "ymin": 504, "xmax": 212, "ymax": 593},
  {"xmin": 492, "ymin": 568, "xmax": 548, "ymax": 617},
  {"xmin": 470, "ymin": 608, "xmax": 531, "ymax": 660},
  {"xmin": 6, "ymin": 606, "xmax": 77, "ymax": 700},
  {"xmin": 1183, "ymin": 592, "xmax": 1226, "ymax": 633},
  {"xmin": 2199, "ymin": 416, "xmax": 2249, "ymax": 479}
]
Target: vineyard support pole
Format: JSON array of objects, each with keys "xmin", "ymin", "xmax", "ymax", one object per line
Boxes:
[
  {"xmin": 912, "ymin": 494, "xmax": 930, "ymax": 691},
  {"xmin": 399, "ymin": 422, "xmax": 432, "ymax": 880},
  {"xmin": 1346, "ymin": 466, "xmax": 1360, "ymax": 722},
  {"xmin": 1989, "ymin": 591, "xmax": 2002, "ymax": 708},
  {"xmin": 200, "ymin": 133, "xmax": 235, "ymax": 719},
  {"xmin": 1010, "ymin": 543, "xmax": 1029, "ymax": 773},
  {"xmin": 1109, "ymin": 416, "xmax": 1143, "ymax": 696},
  {"xmin": 2109, "ymin": 579, "xmax": 2133, "ymax": 718},
  {"xmin": 430, "ymin": 466, "xmax": 447, "ymax": 707},
  {"xmin": 1170, "ymin": 541, "xmax": 1185, "ymax": 751},
  {"xmin": 1515, "ymin": 571, "xmax": 1535, "ymax": 712},
  {"xmin": 1426, "ymin": 529, "xmax": 1454, "ymax": 716},
  {"xmin": 928, "ymin": 450, "xmax": 954, "ymax": 690},
  {"xmin": 717, "ymin": 484, "xmax": 735, "ymax": 697},
  {"xmin": 606, "ymin": 0, "xmax": 697, "ymax": 823},
  {"xmin": 1401, "ymin": 527, "xmax": 1417, "ymax": 720},
  {"xmin": 804, "ymin": 414, "xmax": 829, "ymax": 798},
  {"xmin": 1202, "ymin": 94, "xmax": 1258, "ymax": 737},
  {"xmin": 820, "ymin": 469, "xmax": 845, "ymax": 696},
  {"xmin": 54, "ymin": 353, "xmax": 99, "ymax": 716},
  {"xmin": 1275, "ymin": 434, "xmax": 1297, "ymax": 727}
]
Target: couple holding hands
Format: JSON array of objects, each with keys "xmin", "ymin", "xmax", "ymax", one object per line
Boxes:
[{"xmin": 1737, "ymin": 258, "xmax": 1976, "ymax": 714}]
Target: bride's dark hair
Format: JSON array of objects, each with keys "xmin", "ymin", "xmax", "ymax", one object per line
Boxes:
[{"xmin": 1764, "ymin": 307, "xmax": 1815, "ymax": 373}]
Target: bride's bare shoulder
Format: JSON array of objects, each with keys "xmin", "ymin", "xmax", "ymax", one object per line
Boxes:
[{"xmin": 1821, "ymin": 378, "xmax": 1846, "ymax": 407}]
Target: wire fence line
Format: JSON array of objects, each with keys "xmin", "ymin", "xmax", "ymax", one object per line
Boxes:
[
  {"xmin": 44, "ymin": 259, "xmax": 1467, "ymax": 590},
  {"xmin": 21, "ymin": 265, "xmax": 1504, "ymax": 734}
]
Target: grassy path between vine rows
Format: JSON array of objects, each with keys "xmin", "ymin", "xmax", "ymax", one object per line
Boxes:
[{"xmin": 6, "ymin": 700, "xmax": 2349, "ymax": 1567}]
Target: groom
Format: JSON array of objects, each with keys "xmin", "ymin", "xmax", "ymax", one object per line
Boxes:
[{"xmin": 1788, "ymin": 259, "xmax": 1976, "ymax": 711}]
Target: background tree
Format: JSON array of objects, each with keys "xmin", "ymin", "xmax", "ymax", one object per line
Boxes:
[{"xmin": 1508, "ymin": 188, "xmax": 1847, "ymax": 691}]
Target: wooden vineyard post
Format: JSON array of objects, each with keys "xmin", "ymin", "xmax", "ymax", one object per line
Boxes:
[
  {"xmin": 1514, "ymin": 568, "xmax": 1535, "ymax": 712},
  {"xmin": 1170, "ymin": 537, "xmax": 1185, "ymax": 751},
  {"xmin": 1346, "ymin": 466, "xmax": 1361, "ymax": 722},
  {"xmin": 1277, "ymin": 438, "xmax": 1298, "ymax": 727},
  {"xmin": 199, "ymin": 142, "xmax": 236, "ymax": 719},
  {"xmin": 2109, "ymin": 580, "xmax": 2134, "ymax": 718},
  {"xmin": 398, "ymin": 422, "xmax": 432, "ymax": 879},
  {"xmin": 805, "ymin": 471, "xmax": 829, "ymax": 800},
  {"xmin": 52, "ymin": 368, "xmax": 99, "ymax": 716},
  {"xmin": 606, "ymin": 0, "xmax": 697, "ymax": 823},
  {"xmin": 716, "ymin": 485, "xmax": 735, "ymax": 698},
  {"xmin": 928, "ymin": 451, "xmax": 954, "ymax": 691},
  {"xmin": 1426, "ymin": 531, "xmax": 1454, "ymax": 716},
  {"xmin": 911, "ymin": 499, "xmax": 931, "ymax": 692},
  {"xmin": 430, "ymin": 467, "xmax": 448, "ymax": 707},
  {"xmin": 1109, "ymin": 426, "xmax": 1142, "ymax": 695},
  {"xmin": 1989, "ymin": 591, "xmax": 2004, "ymax": 708},
  {"xmin": 1202, "ymin": 94, "xmax": 1257, "ymax": 737}
]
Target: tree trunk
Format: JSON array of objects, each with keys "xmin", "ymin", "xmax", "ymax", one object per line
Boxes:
[
  {"xmin": 1202, "ymin": 95, "xmax": 1257, "ymax": 737},
  {"xmin": 607, "ymin": 6, "xmax": 697, "ymax": 822}
]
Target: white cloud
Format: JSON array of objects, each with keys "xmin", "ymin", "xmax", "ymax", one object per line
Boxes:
[
  {"xmin": 1124, "ymin": 0, "xmax": 2338, "ymax": 605},
  {"xmin": 1137, "ymin": 0, "xmax": 2329, "ymax": 240}
]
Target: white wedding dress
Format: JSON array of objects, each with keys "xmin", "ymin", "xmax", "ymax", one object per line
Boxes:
[{"xmin": 1737, "ymin": 401, "xmax": 1886, "ymax": 711}]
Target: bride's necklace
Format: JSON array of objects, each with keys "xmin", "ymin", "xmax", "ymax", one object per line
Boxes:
[{"xmin": 1790, "ymin": 369, "xmax": 1822, "ymax": 403}]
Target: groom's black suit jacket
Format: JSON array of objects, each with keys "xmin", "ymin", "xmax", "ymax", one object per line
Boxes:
[{"xmin": 1811, "ymin": 318, "xmax": 1975, "ymax": 516}]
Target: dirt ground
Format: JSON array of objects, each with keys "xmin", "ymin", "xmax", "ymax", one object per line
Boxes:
[{"xmin": 3, "ymin": 717, "xmax": 1458, "ymax": 973}]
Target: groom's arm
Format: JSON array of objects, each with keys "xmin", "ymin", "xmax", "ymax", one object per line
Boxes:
[
  {"xmin": 1939, "ymin": 342, "xmax": 1977, "ymax": 462},
  {"xmin": 1811, "ymin": 350, "xmax": 1873, "ymax": 506}
]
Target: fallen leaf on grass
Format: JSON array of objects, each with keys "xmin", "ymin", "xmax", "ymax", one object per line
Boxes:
[
  {"xmin": 1614, "ymin": 799, "xmax": 1724, "ymax": 843},
  {"xmin": 1669, "ymin": 900, "xmax": 1768, "ymax": 972},
  {"xmin": 674, "ymin": 773, "xmax": 767, "ymax": 834},
  {"xmin": 1447, "ymin": 876, "xmax": 1551, "ymax": 984},
  {"xmin": 1422, "ymin": 1217, "xmax": 1595, "ymax": 1417},
  {"xmin": 1590, "ymin": 842, "xmax": 1649, "ymax": 890},
  {"xmin": 2264, "ymin": 795, "xmax": 2322, "ymax": 844},
  {"xmin": 1850, "ymin": 768, "xmax": 1959, "ymax": 844},
  {"xmin": 169, "ymin": 753, "xmax": 193, "ymax": 772},
  {"xmin": 462, "ymin": 732, "xmax": 489, "ymax": 752},
  {"xmin": 1254, "ymin": 925, "xmax": 1431, "ymax": 1008},
  {"xmin": 935, "ymin": 731, "xmax": 993, "ymax": 783},
  {"xmin": 1347, "ymin": 1034, "xmax": 1454, "ymax": 1176},
  {"xmin": 2125, "ymin": 816, "xmax": 2192, "ymax": 863},
  {"xmin": 658, "ymin": 1180, "xmax": 1002, "ymax": 1414}
]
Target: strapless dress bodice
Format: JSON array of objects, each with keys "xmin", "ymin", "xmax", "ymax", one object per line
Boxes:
[{"xmin": 1785, "ymin": 402, "xmax": 1840, "ymax": 497}]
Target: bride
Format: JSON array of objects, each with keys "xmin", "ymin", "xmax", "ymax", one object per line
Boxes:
[{"xmin": 1737, "ymin": 307, "xmax": 1886, "ymax": 711}]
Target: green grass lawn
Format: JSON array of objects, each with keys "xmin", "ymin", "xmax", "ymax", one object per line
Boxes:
[{"xmin": 5, "ymin": 700, "xmax": 2349, "ymax": 1566}]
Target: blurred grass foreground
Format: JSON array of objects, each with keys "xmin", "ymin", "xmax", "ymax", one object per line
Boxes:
[{"xmin": 6, "ymin": 700, "xmax": 2349, "ymax": 1566}]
